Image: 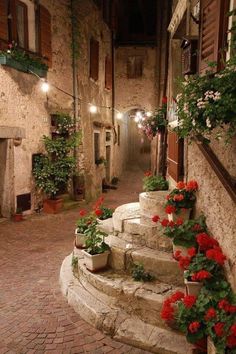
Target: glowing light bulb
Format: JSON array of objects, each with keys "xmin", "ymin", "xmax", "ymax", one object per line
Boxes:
[
  {"xmin": 116, "ymin": 112, "xmax": 123, "ymax": 119},
  {"xmin": 41, "ymin": 81, "xmax": 50, "ymax": 93},
  {"xmin": 134, "ymin": 116, "xmax": 140, "ymax": 123},
  {"xmin": 89, "ymin": 105, "xmax": 97, "ymax": 114},
  {"xmin": 138, "ymin": 123, "xmax": 142, "ymax": 129},
  {"xmin": 146, "ymin": 111, "xmax": 152, "ymax": 117},
  {"xmin": 136, "ymin": 111, "xmax": 142, "ymax": 118}
]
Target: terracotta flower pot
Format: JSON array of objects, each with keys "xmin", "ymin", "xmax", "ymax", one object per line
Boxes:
[
  {"xmin": 75, "ymin": 229, "xmax": 86, "ymax": 248},
  {"xmin": 168, "ymin": 208, "xmax": 192, "ymax": 222},
  {"xmin": 13, "ymin": 213, "xmax": 23, "ymax": 222},
  {"xmin": 82, "ymin": 250, "xmax": 110, "ymax": 272},
  {"xmin": 184, "ymin": 271, "xmax": 203, "ymax": 296},
  {"xmin": 43, "ymin": 198, "xmax": 63, "ymax": 214}
]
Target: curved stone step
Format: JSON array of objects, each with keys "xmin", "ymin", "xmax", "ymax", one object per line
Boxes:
[
  {"xmin": 77, "ymin": 257, "xmax": 184, "ymax": 329},
  {"xmin": 107, "ymin": 235, "xmax": 183, "ymax": 287},
  {"xmin": 113, "ymin": 202, "xmax": 140, "ymax": 232},
  {"xmin": 60, "ymin": 254, "xmax": 194, "ymax": 354},
  {"xmin": 139, "ymin": 191, "xmax": 169, "ymax": 218}
]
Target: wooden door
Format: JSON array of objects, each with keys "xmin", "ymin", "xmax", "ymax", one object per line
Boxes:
[{"xmin": 167, "ymin": 131, "xmax": 184, "ymax": 182}]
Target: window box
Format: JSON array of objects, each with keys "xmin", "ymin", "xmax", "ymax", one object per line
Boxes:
[{"xmin": 0, "ymin": 54, "xmax": 48, "ymax": 78}]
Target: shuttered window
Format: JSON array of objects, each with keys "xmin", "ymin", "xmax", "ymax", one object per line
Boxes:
[
  {"xmin": 15, "ymin": 0, "xmax": 28, "ymax": 49},
  {"xmin": 38, "ymin": 4, "xmax": 52, "ymax": 67},
  {"xmin": 105, "ymin": 55, "xmax": 112, "ymax": 90},
  {"xmin": 0, "ymin": 0, "xmax": 8, "ymax": 48},
  {"xmin": 199, "ymin": 0, "xmax": 229, "ymax": 73},
  {"xmin": 167, "ymin": 131, "xmax": 184, "ymax": 182},
  {"xmin": 90, "ymin": 38, "xmax": 99, "ymax": 81}
]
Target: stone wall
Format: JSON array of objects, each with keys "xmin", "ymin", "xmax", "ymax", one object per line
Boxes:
[
  {"xmin": 75, "ymin": 0, "xmax": 113, "ymax": 200},
  {"xmin": 114, "ymin": 46, "xmax": 157, "ymax": 173},
  {"xmin": 0, "ymin": 0, "xmax": 73, "ymax": 216}
]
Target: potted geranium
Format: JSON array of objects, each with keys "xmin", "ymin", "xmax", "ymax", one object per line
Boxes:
[
  {"xmin": 152, "ymin": 215, "xmax": 207, "ymax": 258},
  {"xmin": 82, "ymin": 221, "xmax": 110, "ymax": 272},
  {"xmin": 165, "ymin": 180, "xmax": 198, "ymax": 221},
  {"xmin": 75, "ymin": 210, "xmax": 97, "ymax": 248},
  {"xmin": 143, "ymin": 171, "xmax": 169, "ymax": 192}
]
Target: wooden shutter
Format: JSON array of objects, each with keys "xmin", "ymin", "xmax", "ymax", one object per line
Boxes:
[
  {"xmin": 0, "ymin": 0, "xmax": 8, "ymax": 45},
  {"xmin": 105, "ymin": 56, "xmax": 112, "ymax": 90},
  {"xmin": 167, "ymin": 131, "xmax": 184, "ymax": 182},
  {"xmin": 199, "ymin": 0, "xmax": 229, "ymax": 73},
  {"xmin": 90, "ymin": 38, "xmax": 99, "ymax": 81},
  {"xmin": 38, "ymin": 4, "xmax": 52, "ymax": 67}
]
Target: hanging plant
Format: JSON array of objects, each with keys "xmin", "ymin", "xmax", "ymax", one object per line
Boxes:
[{"xmin": 139, "ymin": 104, "xmax": 167, "ymax": 140}]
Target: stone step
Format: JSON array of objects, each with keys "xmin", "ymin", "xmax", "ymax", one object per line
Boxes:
[
  {"xmin": 113, "ymin": 202, "xmax": 140, "ymax": 232},
  {"xmin": 139, "ymin": 191, "xmax": 169, "ymax": 219},
  {"xmin": 122, "ymin": 217, "xmax": 172, "ymax": 251},
  {"xmin": 60, "ymin": 254, "xmax": 194, "ymax": 354},
  {"xmin": 107, "ymin": 235, "xmax": 183, "ymax": 287},
  {"xmin": 77, "ymin": 257, "xmax": 184, "ymax": 329}
]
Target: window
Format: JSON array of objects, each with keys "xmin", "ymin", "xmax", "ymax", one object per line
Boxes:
[
  {"xmin": 105, "ymin": 55, "xmax": 112, "ymax": 89},
  {"xmin": 94, "ymin": 132, "xmax": 100, "ymax": 163},
  {"xmin": 17, "ymin": 193, "xmax": 31, "ymax": 211},
  {"xmin": 127, "ymin": 56, "xmax": 143, "ymax": 79},
  {"xmin": 199, "ymin": 0, "xmax": 229, "ymax": 73},
  {"xmin": 16, "ymin": 0, "xmax": 28, "ymax": 49},
  {"xmin": 90, "ymin": 38, "xmax": 99, "ymax": 81},
  {"xmin": 0, "ymin": 0, "xmax": 52, "ymax": 66}
]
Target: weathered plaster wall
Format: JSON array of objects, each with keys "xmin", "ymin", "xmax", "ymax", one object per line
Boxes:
[
  {"xmin": 0, "ymin": 0, "xmax": 73, "ymax": 216},
  {"xmin": 75, "ymin": 0, "xmax": 113, "ymax": 200},
  {"xmin": 114, "ymin": 46, "xmax": 157, "ymax": 171},
  {"xmin": 187, "ymin": 140, "xmax": 236, "ymax": 291}
]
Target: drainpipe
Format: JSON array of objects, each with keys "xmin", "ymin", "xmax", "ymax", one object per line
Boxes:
[{"xmin": 70, "ymin": 0, "xmax": 79, "ymax": 199}]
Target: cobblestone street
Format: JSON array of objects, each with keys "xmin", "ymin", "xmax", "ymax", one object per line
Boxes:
[{"xmin": 0, "ymin": 167, "xmax": 150, "ymax": 354}]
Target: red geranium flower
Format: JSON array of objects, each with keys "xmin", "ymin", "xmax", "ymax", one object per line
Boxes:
[
  {"xmin": 230, "ymin": 324, "xmax": 236, "ymax": 336},
  {"xmin": 214, "ymin": 322, "xmax": 225, "ymax": 337},
  {"xmin": 162, "ymin": 96, "xmax": 168, "ymax": 104},
  {"xmin": 152, "ymin": 215, "xmax": 160, "ymax": 223},
  {"xmin": 218, "ymin": 299, "xmax": 230, "ymax": 312},
  {"xmin": 227, "ymin": 335, "xmax": 236, "ymax": 348},
  {"xmin": 176, "ymin": 181, "xmax": 186, "ymax": 189},
  {"xmin": 168, "ymin": 221, "xmax": 175, "ymax": 228},
  {"xmin": 229, "ymin": 305, "xmax": 236, "ymax": 313},
  {"xmin": 166, "ymin": 194, "xmax": 171, "ymax": 200},
  {"xmin": 187, "ymin": 247, "xmax": 196, "ymax": 258},
  {"xmin": 161, "ymin": 304, "xmax": 174, "ymax": 321},
  {"xmin": 183, "ymin": 295, "xmax": 197, "ymax": 309},
  {"xmin": 191, "ymin": 270, "xmax": 211, "ymax": 282},
  {"xmin": 173, "ymin": 250, "xmax": 182, "ymax": 260},
  {"xmin": 192, "ymin": 224, "xmax": 202, "ymax": 232},
  {"xmin": 189, "ymin": 321, "xmax": 200, "ymax": 333},
  {"xmin": 204, "ymin": 308, "xmax": 217, "ymax": 321},
  {"xmin": 178, "ymin": 256, "xmax": 191, "ymax": 270},
  {"xmin": 95, "ymin": 209, "xmax": 103, "ymax": 217},
  {"xmin": 206, "ymin": 248, "xmax": 226, "ymax": 266},
  {"xmin": 79, "ymin": 209, "xmax": 87, "ymax": 217},
  {"xmin": 173, "ymin": 194, "xmax": 184, "ymax": 202},
  {"xmin": 161, "ymin": 218, "xmax": 169, "ymax": 227},
  {"xmin": 170, "ymin": 291, "xmax": 185, "ymax": 303},
  {"xmin": 196, "ymin": 233, "xmax": 219, "ymax": 251},
  {"xmin": 186, "ymin": 180, "xmax": 198, "ymax": 191},
  {"xmin": 165, "ymin": 205, "xmax": 176, "ymax": 214},
  {"xmin": 176, "ymin": 218, "xmax": 183, "ymax": 226},
  {"xmin": 144, "ymin": 170, "xmax": 152, "ymax": 177}
]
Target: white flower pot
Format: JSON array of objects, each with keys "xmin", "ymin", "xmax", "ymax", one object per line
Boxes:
[
  {"xmin": 184, "ymin": 271, "xmax": 203, "ymax": 296},
  {"xmin": 168, "ymin": 208, "xmax": 192, "ymax": 222},
  {"xmin": 82, "ymin": 250, "xmax": 110, "ymax": 272},
  {"xmin": 75, "ymin": 229, "xmax": 86, "ymax": 248},
  {"xmin": 172, "ymin": 243, "xmax": 189, "ymax": 257}
]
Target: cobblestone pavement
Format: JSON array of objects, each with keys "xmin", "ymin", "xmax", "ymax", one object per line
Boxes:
[{"xmin": 0, "ymin": 166, "xmax": 151, "ymax": 354}]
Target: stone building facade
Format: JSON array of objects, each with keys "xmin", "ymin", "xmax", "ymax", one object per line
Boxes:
[{"xmin": 166, "ymin": 0, "xmax": 236, "ymax": 290}]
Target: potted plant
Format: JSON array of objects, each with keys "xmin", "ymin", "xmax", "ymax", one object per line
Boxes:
[
  {"xmin": 82, "ymin": 221, "xmax": 110, "ymax": 272},
  {"xmin": 75, "ymin": 210, "xmax": 97, "ymax": 248},
  {"xmin": 152, "ymin": 214, "xmax": 207, "ymax": 258},
  {"xmin": 13, "ymin": 208, "xmax": 23, "ymax": 222},
  {"xmin": 143, "ymin": 171, "xmax": 169, "ymax": 192},
  {"xmin": 33, "ymin": 115, "xmax": 77, "ymax": 214},
  {"xmin": 165, "ymin": 180, "xmax": 198, "ymax": 221},
  {"xmin": 139, "ymin": 103, "xmax": 167, "ymax": 140}
]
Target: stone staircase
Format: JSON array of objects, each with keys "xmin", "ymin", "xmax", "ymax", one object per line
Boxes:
[{"xmin": 60, "ymin": 191, "xmax": 195, "ymax": 354}]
